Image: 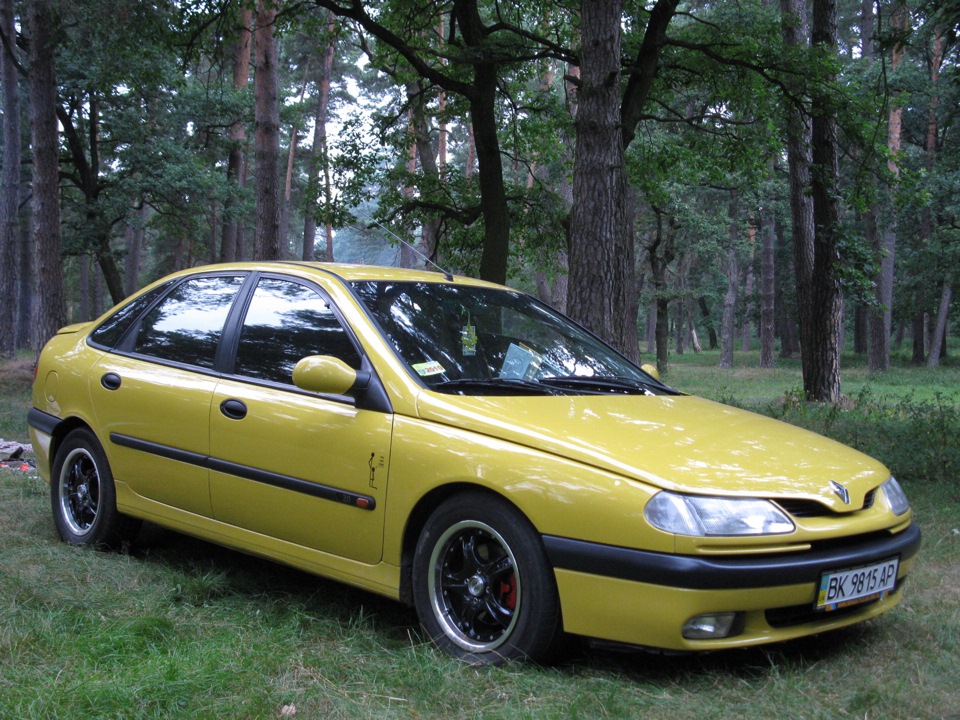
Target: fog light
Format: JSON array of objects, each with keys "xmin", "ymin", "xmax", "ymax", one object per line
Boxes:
[{"xmin": 682, "ymin": 612, "xmax": 741, "ymax": 639}]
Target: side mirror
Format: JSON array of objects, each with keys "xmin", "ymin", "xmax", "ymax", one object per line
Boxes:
[
  {"xmin": 640, "ymin": 363, "xmax": 661, "ymax": 382},
  {"xmin": 292, "ymin": 355, "xmax": 369, "ymax": 396}
]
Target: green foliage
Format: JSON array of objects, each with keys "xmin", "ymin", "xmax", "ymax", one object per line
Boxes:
[{"xmin": 769, "ymin": 387, "xmax": 960, "ymax": 484}]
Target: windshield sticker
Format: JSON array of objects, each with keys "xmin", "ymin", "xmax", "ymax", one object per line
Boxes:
[
  {"xmin": 413, "ymin": 360, "xmax": 445, "ymax": 377},
  {"xmin": 461, "ymin": 322, "xmax": 478, "ymax": 356}
]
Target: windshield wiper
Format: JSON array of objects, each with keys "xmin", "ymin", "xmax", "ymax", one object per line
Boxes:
[
  {"xmin": 434, "ymin": 377, "xmax": 567, "ymax": 396},
  {"xmin": 537, "ymin": 375, "xmax": 676, "ymax": 395}
]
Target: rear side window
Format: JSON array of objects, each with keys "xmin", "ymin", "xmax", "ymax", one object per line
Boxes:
[
  {"xmin": 133, "ymin": 276, "xmax": 245, "ymax": 368},
  {"xmin": 89, "ymin": 283, "xmax": 170, "ymax": 349},
  {"xmin": 233, "ymin": 277, "xmax": 361, "ymax": 385}
]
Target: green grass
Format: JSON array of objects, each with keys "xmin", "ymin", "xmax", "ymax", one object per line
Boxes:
[
  {"xmin": 0, "ymin": 352, "xmax": 34, "ymax": 442},
  {"xmin": 2, "ymin": 354, "xmax": 959, "ymax": 718},
  {"xmin": 663, "ymin": 347, "xmax": 960, "ymax": 407}
]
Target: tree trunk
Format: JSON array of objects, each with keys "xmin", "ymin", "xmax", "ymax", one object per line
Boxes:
[
  {"xmin": 719, "ymin": 193, "xmax": 739, "ymax": 369},
  {"xmin": 470, "ymin": 68, "xmax": 510, "ymax": 284},
  {"xmin": 804, "ymin": 0, "xmax": 843, "ymax": 402},
  {"xmin": 28, "ymin": 0, "xmax": 66, "ymax": 346},
  {"xmin": 911, "ymin": 312, "xmax": 926, "ymax": 364},
  {"xmin": 123, "ymin": 206, "xmax": 147, "ymax": 296},
  {"xmin": 0, "ymin": 0, "xmax": 20, "ymax": 357},
  {"xmin": 303, "ymin": 16, "xmax": 336, "ymax": 261},
  {"xmin": 253, "ymin": 0, "xmax": 281, "ymax": 261},
  {"xmin": 868, "ymin": 2, "xmax": 906, "ymax": 373},
  {"xmin": 719, "ymin": 251, "xmax": 739, "ymax": 368},
  {"xmin": 698, "ymin": 297, "xmax": 718, "ymax": 349},
  {"xmin": 16, "ymin": 184, "xmax": 33, "ymax": 349},
  {"xmin": 782, "ymin": 0, "xmax": 841, "ymax": 401},
  {"xmin": 927, "ymin": 281, "xmax": 952, "ymax": 367},
  {"xmin": 741, "ymin": 226, "xmax": 755, "ymax": 352},
  {"xmin": 648, "ymin": 211, "xmax": 674, "ymax": 373},
  {"xmin": 568, "ymin": 0, "xmax": 632, "ymax": 356},
  {"xmin": 759, "ymin": 211, "xmax": 776, "ymax": 367},
  {"xmin": 221, "ymin": 8, "xmax": 253, "ymax": 263}
]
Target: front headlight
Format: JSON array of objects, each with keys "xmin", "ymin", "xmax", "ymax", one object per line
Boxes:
[
  {"xmin": 881, "ymin": 476, "xmax": 910, "ymax": 516},
  {"xmin": 645, "ymin": 491, "xmax": 795, "ymax": 537}
]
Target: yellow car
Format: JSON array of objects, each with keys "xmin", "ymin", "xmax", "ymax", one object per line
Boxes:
[{"xmin": 29, "ymin": 262, "xmax": 920, "ymax": 664}]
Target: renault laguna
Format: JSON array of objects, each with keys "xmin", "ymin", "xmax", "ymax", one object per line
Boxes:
[{"xmin": 29, "ymin": 262, "xmax": 921, "ymax": 664}]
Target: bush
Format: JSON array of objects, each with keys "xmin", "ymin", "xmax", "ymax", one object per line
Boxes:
[{"xmin": 767, "ymin": 389, "xmax": 959, "ymax": 484}]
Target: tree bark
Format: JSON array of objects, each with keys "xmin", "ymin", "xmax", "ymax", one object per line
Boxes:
[
  {"xmin": 16, "ymin": 184, "xmax": 33, "ymax": 349},
  {"xmin": 720, "ymin": 192, "xmax": 739, "ymax": 369},
  {"xmin": 867, "ymin": 1, "xmax": 905, "ymax": 373},
  {"xmin": 0, "ymin": 0, "xmax": 20, "ymax": 357},
  {"xmin": 221, "ymin": 8, "xmax": 253, "ymax": 263},
  {"xmin": 698, "ymin": 296, "xmax": 718, "ymax": 350},
  {"xmin": 253, "ymin": 0, "xmax": 282, "ymax": 261},
  {"xmin": 759, "ymin": 209, "xmax": 776, "ymax": 367},
  {"xmin": 741, "ymin": 226, "xmax": 755, "ymax": 352},
  {"xmin": 927, "ymin": 281, "xmax": 952, "ymax": 367},
  {"xmin": 804, "ymin": 0, "xmax": 843, "ymax": 402},
  {"xmin": 567, "ymin": 0, "xmax": 636, "ymax": 359},
  {"xmin": 303, "ymin": 15, "xmax": 336, "ymax": 261},
  {"xmin": 648, "ymin": 210, "xmax": 674, "ymax": 373},
  {"xmin": 28, "ymin": 0, "xmax": 66, "ymax": 346}
]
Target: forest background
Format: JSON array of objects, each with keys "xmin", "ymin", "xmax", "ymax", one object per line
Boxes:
[{"xmin": 0, "ymin": 0, "xmax": 957, "ymax": 404}]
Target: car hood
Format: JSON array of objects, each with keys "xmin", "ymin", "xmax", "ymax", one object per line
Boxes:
[{"xmin": 415, "ymin": 392, "xmax": 888, "ymax": 510}]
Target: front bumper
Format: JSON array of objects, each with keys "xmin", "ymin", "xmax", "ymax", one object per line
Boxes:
[{"xmin": 544, "ymin": 522, "xmax": 921, "ymax": 650}]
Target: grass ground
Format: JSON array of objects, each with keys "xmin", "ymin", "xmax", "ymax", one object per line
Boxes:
[{"xmin": 1, "ymin": 351, "xmax": 958, "ymax": 719}]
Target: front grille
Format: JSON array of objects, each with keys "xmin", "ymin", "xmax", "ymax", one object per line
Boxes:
[{"xmin": 775, "ymin": 487, "xmax": 879, "ymax": 518}]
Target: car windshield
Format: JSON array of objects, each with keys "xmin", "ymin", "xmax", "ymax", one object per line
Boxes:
[{"xmin": 351, "ymin": 280, "xmax": 674, "ymax": 396}]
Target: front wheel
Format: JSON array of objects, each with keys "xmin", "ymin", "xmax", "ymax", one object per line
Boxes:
[
  {"xmin": 412, "ymin": 492, "xmax": 563, "ymax": 664},
  {"xmin": 50, "ymin": 428, "xmax": 140, "ymax": 548}
]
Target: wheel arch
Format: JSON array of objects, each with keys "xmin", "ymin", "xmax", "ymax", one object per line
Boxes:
[
  {"xmin": 398, "ymin": 482, "xmax": 536, "ymax": 606},
  {"xmin": 47, "ymin": 416, "xmax": 99, "ymax": 479}
]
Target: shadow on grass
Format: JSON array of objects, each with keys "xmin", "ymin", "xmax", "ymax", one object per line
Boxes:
[
  {"xmin": 129, "ymin": 521, "xmax": 420, "ymax": 640},
  {"xmin": 124, "ymin": 520, "xmax": 881, "ymax": 680},
  {"xmin": 575, "ymin": 623, "xmax": 872, "ymax": 681}
]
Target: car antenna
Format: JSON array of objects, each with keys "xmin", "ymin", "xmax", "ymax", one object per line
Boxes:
[{"xmin": 368, "ymin": 218, "xmax": 454, "ymax": 281}]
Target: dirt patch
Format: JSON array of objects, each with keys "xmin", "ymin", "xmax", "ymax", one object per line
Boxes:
[{"xmin": 0, "ymin": 356, "xmax": 35, "ymax": 395}]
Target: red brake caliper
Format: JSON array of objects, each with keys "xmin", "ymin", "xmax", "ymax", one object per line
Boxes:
[{"xmin": 499, "ymin": 574, "xmax": 518, "ymax": 610}]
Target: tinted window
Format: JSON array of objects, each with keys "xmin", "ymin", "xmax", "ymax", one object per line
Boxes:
[
  {"xmin": 89, "ymin": 283, "xmax": 171, "ymax": 349},
  {"xmin": 134, "ymin": 276, "xmax": 244, "ymax": 368},
  {"xmin": 233, "ymin": 278, "xmax": 361, "ymax": 385}
]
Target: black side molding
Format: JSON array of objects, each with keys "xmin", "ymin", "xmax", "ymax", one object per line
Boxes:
[
  {"xmin": 27, "ymin": 408, "xmax": 61, "ymax": 436},
  {"xmin": 110, "ymin": 432, "xmax": 377, "ymax": 511}
]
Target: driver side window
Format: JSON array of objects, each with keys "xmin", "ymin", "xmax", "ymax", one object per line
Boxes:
[{"xmin": 233, "ymin": 278, "xmax": 362, "ymax": 385}]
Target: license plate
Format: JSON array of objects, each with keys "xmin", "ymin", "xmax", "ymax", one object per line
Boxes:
[{"xmin": 816, "ymin": 557, "xmax": 899, "ymax": 611}]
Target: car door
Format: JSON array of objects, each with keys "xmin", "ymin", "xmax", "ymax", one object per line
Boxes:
[
  {"xmin": 208, "ymin": 275, "xmax": 393, "ymax": 564},
  {"xmin": 90, "ymin": 273, "xmax": 247, "ymax": 516}
]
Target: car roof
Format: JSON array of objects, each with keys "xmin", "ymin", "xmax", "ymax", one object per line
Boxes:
[{"xmin": 183, "ymin": 261, "xmax": 507, "ymax": 289}]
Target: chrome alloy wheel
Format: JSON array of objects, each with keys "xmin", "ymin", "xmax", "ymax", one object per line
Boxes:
[
  {"xmin": 427, "ymin": 519, "xmax": 521, "ymax": 653},
  {"xmin": 57, "ymin": 447, "xmax": 101, "ymax": 537}
]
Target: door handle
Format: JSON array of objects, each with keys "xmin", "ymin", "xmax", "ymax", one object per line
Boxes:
[
  {"xmin": 101, "ymin": 372, "xmax": 122, "ymax": 391},
  {"xmin": 219, "ymin": 398, "xmax": 247, "ymax": 420}
]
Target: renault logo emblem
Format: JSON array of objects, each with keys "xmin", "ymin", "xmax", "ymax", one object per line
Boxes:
[{"xmin": 830, "ymin": 480, "xmax": 850, "ymax": 505}]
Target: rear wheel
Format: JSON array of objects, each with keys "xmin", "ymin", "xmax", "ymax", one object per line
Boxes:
[
  {"xmin": 412, "ymin": 492, "xmax": 562, "ymax": 664},
  {"xmin": 50, "ymin": 428, "xmax": 140, "ymax": 548}
]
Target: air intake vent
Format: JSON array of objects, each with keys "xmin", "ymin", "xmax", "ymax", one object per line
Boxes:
[
  {"xmin": 775, "ymin": 499, "xmax": 831, "ymax": 518},
  {"xmin": 776, "ymin": 488, "xmax": 878, "ymax": 518}
]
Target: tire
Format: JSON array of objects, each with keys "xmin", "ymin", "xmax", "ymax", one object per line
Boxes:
[
  {"xmin": 412, "ymin": 491, "xmax": 563, "ymax": 665},
  {"xmin": 50, "ymin": 428, "xmax": 140, "ymax": 548}
]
